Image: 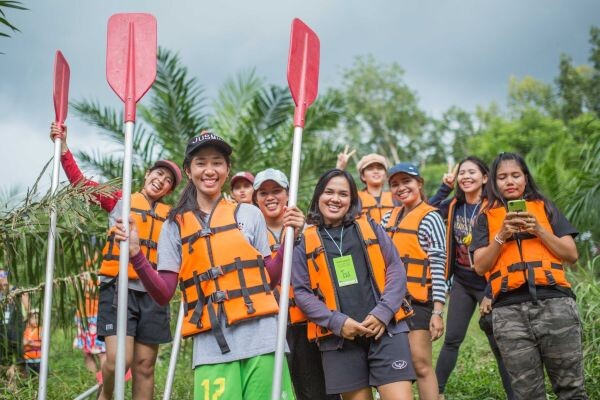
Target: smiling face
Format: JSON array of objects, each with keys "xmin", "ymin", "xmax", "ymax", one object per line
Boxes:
[
  {"xmin": 186, "ymin": 146, "xmax": 230, "ymax": 200},
  {"xmin": 231, "ymin": 179, "xmax": 254, "ymax": 204},
  {"xmin": 389, "ymin": 172, "xmax": 423, "ymax": 209},
  {"xmin": 255, "ymin": 181, "xmax": 288, "ymax": 220},
  {"xmin": 141, "ymin": 167, "xmax": 175, "ymax": 201},
  {"xmin": 318, "ymin": 176, "xmax": 351, "ymax": 227},
  {"xmin": 495, "ymin": 159, "xmax": 527, "ymax": 200},
  {"xmin": 457, "ymin": 160, "xmax": 487, "ymax": 196},
  {"xmin": 360, "ymin": 163, "xmax": 387, "ymax": 186}
]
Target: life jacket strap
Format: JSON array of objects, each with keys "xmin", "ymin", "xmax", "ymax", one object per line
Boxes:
[
  {"xmin": 386, "ymin": 227, "xmax": 417, "ymax": 235},
  {"xmin": 181, "ymin": 223, "xmax": 239, "ymax": 252}
]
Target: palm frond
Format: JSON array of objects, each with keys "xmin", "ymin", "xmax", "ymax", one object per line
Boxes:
[{"xmin": 139, "ymin": 47, "xmax": 207, "ymax": 164}]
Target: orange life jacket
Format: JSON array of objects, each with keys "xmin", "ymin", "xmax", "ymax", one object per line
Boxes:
[
  {"xmin": 303, "ymin": 215, "xmax": 413, "ymax": 341},
  {"xmin": 23, "ymin": 325, "xmax": 41, "ymax": 361},
  {"xmin": 358, "ymin": 190, "xmax": 394, "ymax": 224},
  {"xmin": 177, "ymin": 198, "xmax": 279, "ymax": 353},
  {"xmin": 385, "ymin": 202, "xmax": 438, "ymax": 303},
  {"xmin": 100, "ymin": 192, "xmax": 170, "ymax": 279},
  {"xmin": 484, "ymin": 201, "xmax": 571, "ymax": 299},
  {"xmin": 268, "ymin": 228, "xmax": 308, "ymax": 325}
]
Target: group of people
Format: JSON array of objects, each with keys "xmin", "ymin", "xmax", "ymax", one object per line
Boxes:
[{"xmin": 45, "ymin": 121, "xmax": 587, "ymax": 400}]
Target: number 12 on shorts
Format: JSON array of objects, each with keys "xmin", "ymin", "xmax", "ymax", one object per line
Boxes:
[{"xmin": 201, "ymin": 378, "xmax": 225, "ymax": 400}]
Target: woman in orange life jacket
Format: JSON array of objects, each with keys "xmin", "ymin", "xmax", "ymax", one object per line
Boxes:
[
  {"xmin": 253, "ymin": 168, "xmax": 337, "ymax": 400},
  {"xmin": 230, "ymin": 171, "xmax": 255, "ymax": 204},
  {"xmin": 381, "ymin": 163, "xmax": 446, "ymax": 400},
  {"xmin": 429, "ymin": 157, "xmax": 514, "ymax": 400},
  {"xmin": 23, "ymin": 309, "xmax": 41, "ymax": 376},
  {"xmin": 50, "ymin": 122, "xmax": 181, "ymax": 400},
  {"xmin": 113, "ymin": 132, "xmax": 305, "ymax": 399},
  {"xmin": 292, "ymin": 168, "xmax": 416, "ymax": 400},
  {"xmin": 336, "ymin": 147, "xmax": 395, "ymax": 224},
  {"xmin": 472, "ymin": 152, "xmax": 587, "ymax": 400}
]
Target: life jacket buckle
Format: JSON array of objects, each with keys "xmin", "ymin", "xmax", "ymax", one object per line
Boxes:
[
  {"xmin": 245, "ymin": 302, "xmax": 256, "ymax": 314},
  {"xmin": 210, "ymin": 290, "xmax": 228, "ymax": 303},
  {"xmin": 271, "ymin": 244, "xmax": 280, "ymax": 252},
  {"xmin": 206, "ymin": 266, "xmax": 224, "ymax": 280},
  {"xmin": 199, "ymin": 228, "xmax": 213, "ymax": 237}
]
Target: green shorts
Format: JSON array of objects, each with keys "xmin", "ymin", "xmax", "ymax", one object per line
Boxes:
[{"xmin": 194, "ymin": 353, "xmax": 295, "ymax": 400}]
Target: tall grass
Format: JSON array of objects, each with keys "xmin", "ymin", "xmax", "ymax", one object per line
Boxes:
[{"xmin": 570, "ymin": 256, "xmax": 600, "ymax": 395}]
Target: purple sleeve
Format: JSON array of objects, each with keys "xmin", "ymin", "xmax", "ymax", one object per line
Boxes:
[
  {"xmin": 369, "ymin": 222, "xmax": 407, "ymax": 325},
  {"xmin": 264, "ymin": 244, "xmax": 284, "ymax": 289},
  {"xmin": 291, "ymin": 239, "xmax": 347, "ymax": 336},
  {"xmin": 130, "ymin": 252, "xmax": 178, "ymax": 305}
]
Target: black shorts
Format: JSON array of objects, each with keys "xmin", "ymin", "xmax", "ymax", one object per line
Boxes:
[
  {"xmin": 97, "ymin": 281, "xmax": 172, "ymax": 344},
  {"xmin": 407, "ymin": 301, "xmax": 433, "ymax": 331},
  {"xmin": 320, "ymin": 332, "xmax": 416, "ymax": 394}
]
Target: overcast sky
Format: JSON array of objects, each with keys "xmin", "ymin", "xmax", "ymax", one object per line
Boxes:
[{"xmin": 1, "ymin": 1, "xmax": 598, "ymax": 192}]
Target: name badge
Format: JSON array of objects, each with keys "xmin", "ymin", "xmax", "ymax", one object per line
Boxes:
[{"xmin": 333, "ymin": 255, "xmax": 358, "ymax": 287}]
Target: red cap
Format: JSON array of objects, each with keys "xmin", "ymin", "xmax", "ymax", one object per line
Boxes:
[
  {"xmin": 150, "ymin": 160, "xmax": 182, "ymax": 190},
  {"xmin": 231, "ymin": 171, "xmax": 255, "ymax": 187}
]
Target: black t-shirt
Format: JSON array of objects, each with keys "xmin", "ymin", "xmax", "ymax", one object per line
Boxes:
[
  {"xmin": 452, "ymin": 202, "xmax": 487, "ymax": 290},
  {"xmin": 319, "ymin": 224, "xmax": 378, "ymax": 322},
  {"xmin": 470, "ymin": 201, "xmax": 578, "ymax": 307}
]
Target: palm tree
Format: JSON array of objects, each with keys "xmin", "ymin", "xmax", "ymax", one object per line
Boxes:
[{"xmin": 72, "ymin": 47, "xmax": 343, "ymax": 208}]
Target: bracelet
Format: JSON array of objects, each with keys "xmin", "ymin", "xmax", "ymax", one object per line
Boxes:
[
  {"xmin": 494, "ymin": 234, "xmax": 505, "ymax": 245},
  {"xmin": 432, "ymin": 310, "xmax": 444, "ymax": 317}
]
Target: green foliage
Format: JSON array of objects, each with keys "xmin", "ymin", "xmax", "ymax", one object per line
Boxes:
[
  {"xmin": 335, "ymin": 55, "xmax": 429, "ymax": 164},
  {"xmin": 569, "ymin": 257, "xmax": 600, "ymax": 395},
  {"xmin": 0, "ymin": 1, "xmax": 26, "ymax": 39}
]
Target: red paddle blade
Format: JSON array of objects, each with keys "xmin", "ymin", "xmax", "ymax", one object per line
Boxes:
[
  {"xmin": 53, "ymin": 50, "xmax": 70, "ymax": 125},
  {"xmin": 106, "ymin": 13, "xmax": 157, "ymax": 122},
  {"xmin": 287, "ymin": 18, "xmax": 320, "ymax": 128}
]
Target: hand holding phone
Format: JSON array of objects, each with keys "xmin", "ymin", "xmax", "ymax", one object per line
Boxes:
[{"xmin": 507, "ymin": 199, "xmax": 526, "ymax": 213}]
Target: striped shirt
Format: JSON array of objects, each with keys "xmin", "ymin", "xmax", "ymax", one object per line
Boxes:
[{"xmin": 381, "ymin": 210, "xmax": 448, "ymax": 304}]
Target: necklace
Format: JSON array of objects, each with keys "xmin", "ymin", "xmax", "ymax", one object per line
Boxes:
[
  {"xmin": 462, "ymin": 201, "xmax": 481, "ymax": 246},
  {"xmin": 323, "ymin": 226, "xmax": 344, "ymax": 257}
]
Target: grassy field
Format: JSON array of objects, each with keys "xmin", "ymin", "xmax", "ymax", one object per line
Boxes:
[{"xmin": 1, "ymin": 259, "xmax": 598, "ymax": 399}]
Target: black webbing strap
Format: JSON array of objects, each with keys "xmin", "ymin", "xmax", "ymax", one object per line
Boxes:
[
  {"xmin": 189, "ymin": 271, "xmax": 205, "ymax": 326},
  {"xmin": 206, "ymin": 293, "xmax": 230, "ymax": 354},
  {"xmin": 401, "ymin": 256, "xmax": 430, "ymax": 266},
  {"xmin": 234, "ymin": 257, "xmax": 256, "ymax": 315},
  {"xmin": 181, "ymin": 223, "xmax": 239, "ymax": 252},
  {"xmin": 179, "ymin": 259, "xmax": 264, "ymax": 290},
  {"xmin": 184, "ymin": 285, "xmax": 271, "ymax": 313},
  {"xmin": 363, "ymin": 238, "xmax": 379, "ymax": 247},
  {"xmin": 103, "ymin": 233, "xmax": 117, "ymax": 261},
  {"xmin": 515, "ymin": 237, "xmax": 537, "ymax": 303},
  {"xmin": 307, "ymin": 246, "xmax": 324, "ymax": 272},
  {"xmin": 406, "ymin": 276, "xmax": 432, "ymax": 284},
  {"xmin": 385, "ymin": 226, "xmax": 417, "ymax": 235},
  {"xmin": 139, "ymin": 239, "xmax": 158, "ymax": 249},
  {"xmin": 256, "ymin": 256, "xmax": 271, "ymax": 293}
]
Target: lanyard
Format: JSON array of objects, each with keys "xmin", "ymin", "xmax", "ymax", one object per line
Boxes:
[
  {"xmin": 323, "ymin": 226, "xmax": 344, "ymax": 257},
  {"xmin": 463, "ymin": 202, "xmax": 481, "ymax": 232}
]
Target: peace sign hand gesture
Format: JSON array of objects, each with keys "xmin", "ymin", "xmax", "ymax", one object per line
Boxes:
[{"xmin": 336, "ymin": 145, "xmax": 356, "ymax": 170}]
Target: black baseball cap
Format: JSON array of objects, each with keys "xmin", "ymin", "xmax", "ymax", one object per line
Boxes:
[{"xmin": 185, "ymin": 131, "xmax": 232, "ymax": 158}]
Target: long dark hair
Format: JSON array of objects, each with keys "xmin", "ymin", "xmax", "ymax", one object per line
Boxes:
[
  {"xmin": 454, "ymin": 156, "xmax": 489, "ymax": 206},
  {"xmin": 484, "ymin": 152, "xmax": 548, "ymax": 212},
  {"xmin": 306, "ymin": 169, "xmax": 361, "ymax": 227},
  {"xmin": 168, "ymin": 145, "xmax": 231, "ymax": 221}
]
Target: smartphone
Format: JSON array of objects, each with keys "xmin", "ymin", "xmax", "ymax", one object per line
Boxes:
[{"xmin": 507, "ymin": 199, "xmax": 526, "ymax": 213}]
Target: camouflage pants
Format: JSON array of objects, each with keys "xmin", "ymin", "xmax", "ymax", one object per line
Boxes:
[{"xmin": 492, "ymin": 297, "xmax": 588, "ymax": 400}]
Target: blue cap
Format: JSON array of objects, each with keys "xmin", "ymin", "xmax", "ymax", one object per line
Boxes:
[{"xmin": 388, "ymin": 162, "xmax": 420, "ymax": 180}]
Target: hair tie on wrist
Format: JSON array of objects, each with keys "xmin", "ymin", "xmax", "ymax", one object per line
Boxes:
[{"xmin": 494, "ymin": 234, "xmax": 505, "ymax": 245}]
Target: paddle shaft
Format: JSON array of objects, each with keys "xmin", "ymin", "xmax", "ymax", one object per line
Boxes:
[
  {"xmin": 73, "ymin": 384, "xmax": 100, "ymax": 400},
  {"xmin": 272, "ymin": 126, "xmax": 303, "ymax": 400},
  {"xmin": 114, "ymin": 121, "xmax": 134, "ymax": 400},
  {"xmin": 37, "ymin": 138, "xmax": 62, "ymax": 400},
  {"xmin": 163, "ymin": 301, "xmax": 185, "ymax": 400}
]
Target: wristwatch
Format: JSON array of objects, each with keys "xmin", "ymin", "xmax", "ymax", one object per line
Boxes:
[{"xmin": 432, "ymin": 310, "xmax": 444, "ymax": 317}]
